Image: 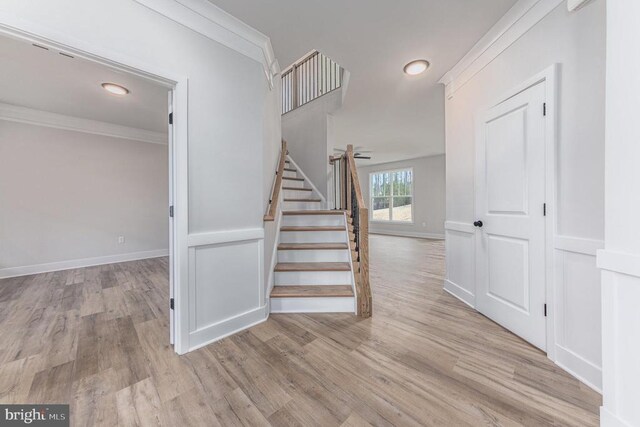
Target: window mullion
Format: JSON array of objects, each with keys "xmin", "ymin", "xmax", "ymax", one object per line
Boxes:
[{"xmin": 389, "ymin": 173, "xmax": 394, "ymax": 221}]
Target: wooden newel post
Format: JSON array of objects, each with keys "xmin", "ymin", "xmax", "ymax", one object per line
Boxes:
[{"xmin": 359, "ymin": 207, "xmax": 372, "ymax": 317}]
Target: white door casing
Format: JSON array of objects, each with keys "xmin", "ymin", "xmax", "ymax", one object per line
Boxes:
[{"xmin": 475, "ymin": 81, "xmax": 547, "ymax": 351}]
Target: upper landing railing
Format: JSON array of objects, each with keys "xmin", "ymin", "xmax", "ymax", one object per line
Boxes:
[{"xmin": 281, "ymin": 50, "xmax": 343, "ymax": 115}]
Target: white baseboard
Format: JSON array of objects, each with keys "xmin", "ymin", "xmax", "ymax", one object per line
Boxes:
[
  {"xmin": 370, "ymin": 229, "xmax": 445, "ymax": 240},
  {"xmin": 187, "ymin": 304, "xmax": 268, "ymax": 352},
  {"xmin": 443, "ymin": 279, "xmax": 475, "ymax": 308},
  {"xmin": 0, "ymin": 249, "xmax": 169, "ymax": 279},
  {"xmin": 554, "ymin": 345, "xmax": 602, "ymax": 393},
  {"xmin": 600, "ymin": 407, "xmax": 633, "ymax": 427}
]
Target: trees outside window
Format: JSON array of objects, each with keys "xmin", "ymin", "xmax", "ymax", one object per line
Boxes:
[{"xmin": 370, "ymin": 168, "xmax": 413, "ymax": 222}]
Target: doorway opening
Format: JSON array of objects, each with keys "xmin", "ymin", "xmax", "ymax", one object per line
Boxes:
[{"xmin": 0, "ymin": 32, "xmax": 179, "ymax": 346}]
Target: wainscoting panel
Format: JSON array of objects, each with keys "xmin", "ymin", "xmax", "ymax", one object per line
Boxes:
[
  {"xmin": 444, "ymin": 222, "xmax": 476, "ymax": 307},
  {"xmin": 186, "ymin": 229, "xmax": 266, "ymax": 351},
  {"xmin": 553, "ymin": 236, "xmax": 604, "ymax": 392}
]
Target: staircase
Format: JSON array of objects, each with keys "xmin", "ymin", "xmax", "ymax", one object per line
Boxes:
[
  {"xmin": 264, "ymin": 141, "xmax": 371, "ymax": 316},
  {"xmin": 268, "ymin": 156, "xmax": 356, "ymax": 313}
]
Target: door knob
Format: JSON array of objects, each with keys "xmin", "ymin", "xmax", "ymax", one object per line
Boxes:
[{"xmin": 474, "ymin": 220, "xmax": 483, "ymax": 228}]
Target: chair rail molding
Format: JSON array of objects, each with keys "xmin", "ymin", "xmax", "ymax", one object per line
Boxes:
[
  {"xmin": 0, "ymin": 102, "xmax": 168, "ymax": 145},
  {"xmin": 133, "ymin": 0, "xmax": 280, "ymax": 87},
  {"xmin": 438, "ymin": 0, "xmax": 563, "ymax": 99},
  {"xmin": 597, "ymin": 250, "xmax": 640, "ymax": 279}
]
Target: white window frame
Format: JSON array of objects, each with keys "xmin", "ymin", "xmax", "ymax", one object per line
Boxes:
[{"xmin": 369, "ymin": 167, "xmax": 414, "ymax": 224}]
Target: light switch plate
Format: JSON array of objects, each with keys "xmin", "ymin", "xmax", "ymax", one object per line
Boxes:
[{"xmin": 567, "ymin": 0, "xmax": 590, "ymax": 12}]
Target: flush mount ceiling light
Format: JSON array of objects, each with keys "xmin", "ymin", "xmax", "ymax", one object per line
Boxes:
[
  {"xmin": 403, "ymin": 59, "xmax": 430, "ymax": 76},
  {"xmin": 101, "ymin": 83, "xmax": 129, "ymax": 96}
]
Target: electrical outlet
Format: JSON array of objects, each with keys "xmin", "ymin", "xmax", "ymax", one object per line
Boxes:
[{"xmin": 118, "ymin": 236, "xmax": 125, "ymax": 244}]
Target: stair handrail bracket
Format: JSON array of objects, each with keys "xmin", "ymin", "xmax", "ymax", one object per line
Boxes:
[
  {"xmin": 331, "ymin": 144, "xmax": 372, "ymax": 317},
  {"xmin": 264, "ymin": 140, "xmax": 288, "ymax": 221}
]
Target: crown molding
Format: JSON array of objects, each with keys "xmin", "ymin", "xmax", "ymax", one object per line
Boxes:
[
  {"xmin": 0, "ymin": 103, "xmax": 168, "ymax": 145},
  {"xmin": 438, "ymin": 0, "xmax": 562, "ymax": 99},
  {"xmin": 133, "ymin": 0, "xmax": 280, "ymax": 88},
  {"xmin": 567, "ymin": 0, "xmax": 592, "ymax": 11}
]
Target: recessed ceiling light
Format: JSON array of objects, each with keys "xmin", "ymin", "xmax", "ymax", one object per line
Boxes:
[
  {"xmin": 403, "ymin": 59, "xmax": 430, "ymax": 76},
  {"xmin": 101, "ymin": 83, "xmax": 129, "ymax": 96}
]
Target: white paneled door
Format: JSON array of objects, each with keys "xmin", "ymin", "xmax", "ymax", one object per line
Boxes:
[{"xmin": 475, "ymin": 82, "xmax": 547, "ymax": 350}]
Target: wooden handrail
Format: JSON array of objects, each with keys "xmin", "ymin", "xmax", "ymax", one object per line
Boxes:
[
  {"xmin": 264, "ymin": 140, "xmax": 288, "ymax": 221},
  {"xmin": 339, "ymin": 144, "xmax": 372, "ymax": 317}
]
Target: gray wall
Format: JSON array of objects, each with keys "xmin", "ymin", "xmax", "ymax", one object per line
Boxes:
[
  {"xmin": 358, "ymin": 154, "xmax": 445, "ymax": 238},
  {"xmin": 0, "ymin": 121, "xmax": 168, "ymax": 271}
]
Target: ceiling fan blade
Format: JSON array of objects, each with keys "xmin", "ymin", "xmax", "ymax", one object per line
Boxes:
[{"xmin": 354, "ymin": 155, "xmax": 372, "ymax": 160}]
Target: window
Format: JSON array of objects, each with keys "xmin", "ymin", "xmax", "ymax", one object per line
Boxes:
[{"xmin": 370, "ymin": 168, "xmax": 413, "ymax": 222}]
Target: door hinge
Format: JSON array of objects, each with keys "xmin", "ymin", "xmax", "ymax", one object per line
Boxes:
[
  {"xmin": 169, "ymin": 205, "xmax": 174, "ymax": 218},
  {"xmin": 544, "ymin": 303, "xmax": 547, "ymax": 317},
  {"xmin": 543, "ymin": 103, "xmax": 547, "ymax": 116},
  {"xmin": 170, "ymin": 298, "xmax": 174, "ymax": 310},
  {"xmin": 543, "ymin": 203, "xmax": 547, "ymax": 216},
  {"xmin": 169, "ymin": 112, "xmax": 173, "ymax": 125}
]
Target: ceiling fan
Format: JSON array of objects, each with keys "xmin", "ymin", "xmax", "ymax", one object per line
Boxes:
[{"xmin": 334, "ymin": 146, "xmax": 373, "ymax": 160}]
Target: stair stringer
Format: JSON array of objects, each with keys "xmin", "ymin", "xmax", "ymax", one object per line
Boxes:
[{"xmin": 286, "ymin": 155, "xmax": 327, "ymax": 208}]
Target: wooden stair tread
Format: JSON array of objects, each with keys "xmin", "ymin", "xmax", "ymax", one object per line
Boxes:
[
  {"xmin": 283, "ymin": 210, "xmax": 345, "ymax": 216},
  {"xmin": 283, "ymin": 177, "xmax": 304, "ymax": 181},
  {"xmin": 271, "ymin": 285, "xmax": 353, "ymax": 298},
  {"xmin": 284, "ymin": 198, "xmax": 322, "ymax": 202},
  {"xmin": 280, "ymin": 226, "xmax": 344, "ymax": 232},
  {"xmin": 283, "ymin": 187, "xmax": 312, "ymax": 192},
  {"xmin": 278, "ymin": 242, "xmax": 349, "ymax": 250},
  {"xmin": 275, "ymin": 262, "xmax": 351, "ymax": 272}
]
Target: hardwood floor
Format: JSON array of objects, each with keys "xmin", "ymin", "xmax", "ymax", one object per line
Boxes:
[{"xmin": 0, "ymin": 235, "xmax": 601, "ymax": 426}]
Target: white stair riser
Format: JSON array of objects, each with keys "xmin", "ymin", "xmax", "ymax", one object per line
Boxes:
[
  {"xmin": 283, "ymin": 170, "xmax": 298, "ymax": 178},
  {"xmin": 270, "ymin": 297, "xmax": 355, "ymax": 313},
  {"xmin": 283, "ymin": 189, "xmax": 315, "ymax": 199},
  {"xmin": 275, "ymin": 270, "xmax": 352, "ymax": 285},
  {"xmin": 281, "ymin": 215, "xmax": 345, "ymax": 227},
  {"xmin": 282, "ymin": 201, "xmax": 323, "ymax": 210},
  {"xmin": 282, "ymin": 179, "xmax": 305, "ymax": 188},
  {"xmin": 278, "ymin": 249, "xmax": 350, "ymax": 263},
  {"xmin": 279, "ymin": 230, "xmax": 345, "ymax": 243}
]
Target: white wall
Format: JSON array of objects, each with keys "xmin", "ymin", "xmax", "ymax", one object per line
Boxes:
[
  {"xmin": 0, "ymin": 0, "xmax": 282, "ymax": 352},
  {"xmin": 0, "ymin": 121, "xmax": 168, "ymax": 275},
  {"xmin": 263, "ymin": 77, "xmax": 282, "ymax": 298},
  {"xmin": 358, "ymin": 155, "xmax": 445, "ymax": 239},
  {"xmin": 282, "ymin": 88, "xmax": 343, "ymax": 197},
  {"xmin": 599, "ymin": 1, "xmax": 640, "ymax": 425},
  {"xmin": 443, "ymin": 0, "xmax": 605, "ymax": 390}
]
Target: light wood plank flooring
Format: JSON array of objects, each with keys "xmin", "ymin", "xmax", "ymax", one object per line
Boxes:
[{"xmin": 0, "ymin": 235, "xmax": 601, "ymax": 426}]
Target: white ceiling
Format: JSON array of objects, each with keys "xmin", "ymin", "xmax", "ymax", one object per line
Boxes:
[
  {"xmin": 210, "ymin": 0, "xmax": 517, "ymax": 165},
  {"xmin": 0, "ymin": 35, "xmax": 168, "ymax": 133}
]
